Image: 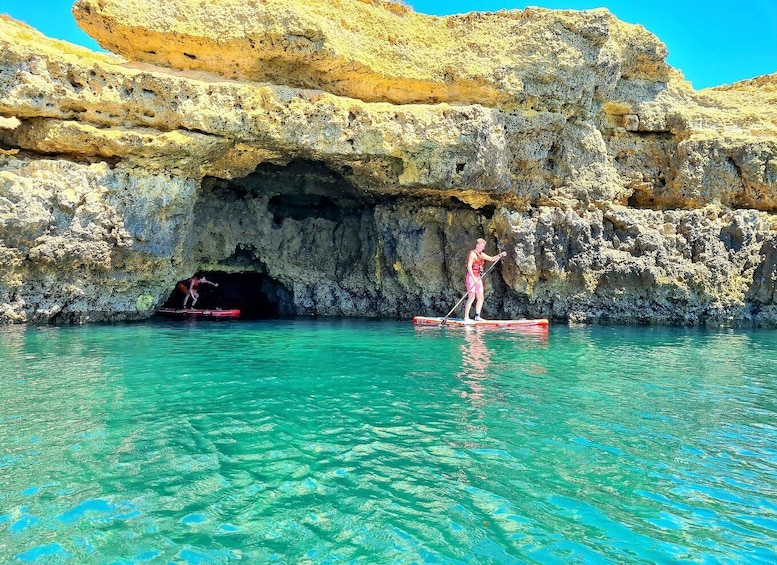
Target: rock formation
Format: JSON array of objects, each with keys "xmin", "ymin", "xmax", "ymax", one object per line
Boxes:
[{"xmin": 0, "ymin": 0, "xmax": 775, "ymax": 325}]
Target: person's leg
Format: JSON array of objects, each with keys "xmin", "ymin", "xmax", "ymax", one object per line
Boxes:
[
  {"xmin": 475, "ymin": 291, "xmax": 485, "ymax": 320},
  {"xmin": 464, "ymin": 292, "xmax": 476, "ymax": 321},
  {"xmin": 191, "ymin": 290, "xmax": 199, "ymax": 308}
]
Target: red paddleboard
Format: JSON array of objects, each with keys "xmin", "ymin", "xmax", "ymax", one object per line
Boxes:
[
  {"xmin": 157, "ymin": 308, "xmax": 241, "ymax": 319},
  {"xmin": 413, "ymin": 316, "xmax": 549, "ymax": 328}
]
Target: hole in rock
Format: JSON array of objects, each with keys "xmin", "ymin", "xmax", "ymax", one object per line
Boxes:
[{"xmin": 160, "ymin": 271, "xmax": 294, "ymax": 320}]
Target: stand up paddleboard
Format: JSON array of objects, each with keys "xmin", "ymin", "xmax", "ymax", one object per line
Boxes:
[
  {"xmin": 415, "ymin": 253, "xmax": 549, "ymax": 330},
  {"xmin": 157, "ymin": 308, "xmax": 241, "ymax": 319},
  {"xmin": 413, "ymin": 316, "xmax": 549, "ymax": 328}
]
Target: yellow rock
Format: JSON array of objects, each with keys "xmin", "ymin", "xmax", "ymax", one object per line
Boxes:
[
  {"xmin": 0, "ymin": 1, "xmax": 776, "ymax": 326},
  {"xmin": 73, "ymin": 0, "xmax": 670, "ymax": 110}
]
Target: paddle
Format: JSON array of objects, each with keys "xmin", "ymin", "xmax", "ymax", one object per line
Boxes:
[{"xmin": 441, "ymin": 254, "xmax": 504, "ymax": 326}]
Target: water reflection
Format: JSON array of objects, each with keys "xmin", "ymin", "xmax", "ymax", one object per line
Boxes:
[
  {"xmin": 458, "ymin": 329, "xmax": 492, "ymax": 407},
  {"xmin": 455, "ymin": 326, "xmax": 548, "ymax": 405}
]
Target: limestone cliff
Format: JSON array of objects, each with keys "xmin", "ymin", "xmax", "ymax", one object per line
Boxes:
[{"xmin": 0, "ymin": 0, "xmax": 775, "ymax": 325}]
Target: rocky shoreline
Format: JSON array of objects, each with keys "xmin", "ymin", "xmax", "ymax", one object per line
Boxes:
[{"xmin": 0, "ymin": 0, "xmax": 775, "ymax": 326}]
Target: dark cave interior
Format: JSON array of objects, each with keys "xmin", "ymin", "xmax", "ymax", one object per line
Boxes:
[
  {"xmin": 160, "ymin": 271, "xmax": 295, "ymax": 319},
  {"xmin": 158, "ymin": 160, "xmax": 378, "ymax": 320}
]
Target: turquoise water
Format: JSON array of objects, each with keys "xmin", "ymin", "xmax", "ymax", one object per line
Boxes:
[{"xmin": 1, "ymin": 319, "xmax": 777, "ymax": 564}]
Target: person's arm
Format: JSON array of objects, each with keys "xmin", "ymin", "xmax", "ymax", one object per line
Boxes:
[
  {"xmin": 467, "ymin": 251, "xmax": 476, "ymax": 277},
  {"xmin": 482, "ymin": 251, "xmax": 507, "ymax": 262},
  {"xmin": 201, "ymin": 277, "xmax": 219, "ymax": 288}
]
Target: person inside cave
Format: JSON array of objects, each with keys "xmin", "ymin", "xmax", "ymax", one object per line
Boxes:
[{"xmin": 180, "ymin": 273, "xmax": 219, "ymax": 309}]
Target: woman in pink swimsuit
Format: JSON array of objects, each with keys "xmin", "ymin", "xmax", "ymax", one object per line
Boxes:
[{"xmin": 464, "ymin": 238, "xmax": 506, "ymax": 323}]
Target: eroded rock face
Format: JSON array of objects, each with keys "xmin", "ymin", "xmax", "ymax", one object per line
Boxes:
[
  {"xmin": 0, "ymin": 154, "xmax": 194, "ymax": 323},
  {"xmin": 71, "ymin": 0, "xmax": 670, "ymax": 111},
  {"xmin": 183, "ymin": 159, "xmax": 777, "ymax": 326},
  {"xmin": 0, "ymin": 0, "xmax": 776, "ymax": 326}
]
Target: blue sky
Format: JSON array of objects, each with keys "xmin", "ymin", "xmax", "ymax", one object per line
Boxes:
[{"xmin": 2, "ymin": 0, "xmax": 775, "ymax": 89}]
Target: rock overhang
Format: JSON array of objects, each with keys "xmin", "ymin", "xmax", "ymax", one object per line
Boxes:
[
  {"xmin": 0, "ymin": 1, "xmax": 776, "ymax": 326},
  {"xmin": 71, "ymin": 0, "xmax": 672, "ymax": 111}
]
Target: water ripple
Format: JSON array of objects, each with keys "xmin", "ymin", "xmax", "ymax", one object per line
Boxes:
[{"xmin": 1, "ymin": 322, "xmax": 777, "ymax": 562}]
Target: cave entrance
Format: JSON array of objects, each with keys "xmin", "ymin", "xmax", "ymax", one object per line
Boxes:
[
  {"xmin": 161, "ymin": 271, "xmax": 294, "ymax": 320},
  {"xmin": 181, "ymin": 160, "xmax": 382, "ymax": 320}
]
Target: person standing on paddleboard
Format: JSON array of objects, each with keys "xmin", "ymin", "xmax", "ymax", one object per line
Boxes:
[
  {"xmin": 181, "ymin": 273, "xmax": 219, "ymax": 309},
  {"xmin": 463, "ymin": 238, "xmax": 506, "ymax": 323}
]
